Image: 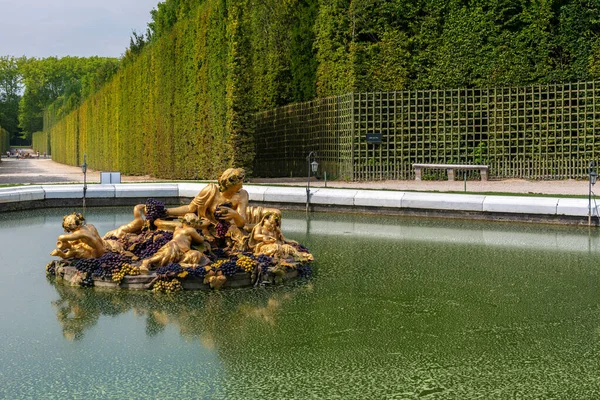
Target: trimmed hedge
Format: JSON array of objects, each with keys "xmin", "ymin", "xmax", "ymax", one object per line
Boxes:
[
  {"xmin": 43, "ymin": 0, "xmax": 600, "ymax": 179},
  {"xmin": 44, "ymin": 0, "xmax": 297, "ymax": 179},
  {"xmin": 0, "ymin": 127, "xmax": 9, "ymax": 154},
  {"xmin": 31, "ymin": 131, "xmax": 50, "ymax": 155}
]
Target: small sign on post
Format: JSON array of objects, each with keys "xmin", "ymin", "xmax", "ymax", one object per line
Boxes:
[{"xmin": 366, "ymin": 133, "xmax": 382, "ymax": 144}]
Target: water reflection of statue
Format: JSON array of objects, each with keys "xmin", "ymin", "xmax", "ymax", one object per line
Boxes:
[
  {"xmin": 140, "ymin": 213, "xmax": 210, "ymax": 271},
  {"xmin": 50, "ymin": 212, "xmax": 122, "ymax": 259},
  {"xmin": 104, "ymin": 204, "xmax": 146, "ymax": 239},
  {"xmin": 49, "ymin": 273, "xmax": 312, "ymax": 342},
  {"xmin": 165, "ymin": 168, "xmax": 279, "ymax": 229},
  {"xmin": 55, "ymin": 298, "xmax": 99, "ymax": 341},
  {"xmin": 52, "ymin": 285, "xmax": 101, "ymax": 341}
]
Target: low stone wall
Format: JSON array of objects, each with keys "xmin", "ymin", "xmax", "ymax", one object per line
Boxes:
[{"xmin": 0, "ymin": 183, "xmax": 597, "ymax": 226}]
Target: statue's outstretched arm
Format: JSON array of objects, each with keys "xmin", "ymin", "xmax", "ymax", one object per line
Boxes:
[
  {"xmin": 58, "ymin": 231, "xmax": 87, "ymax": 243},
  {"xmin": 166, "ymin": 204, "xmax": 193, "ymax": 217},
  {"xmin": 235, "ymin": 190, "xmax": 249, "ymax": 225},
  {"xmin": 189, "ymin": 229, "xmax": 205, "ymax": 245},
  {"xmin": 133, "ymin": 204, "xmax": 146, "ymax": 219},
  {"xmin": 166, "ymin": 185, "xmax": 212, "ymax": 217}
]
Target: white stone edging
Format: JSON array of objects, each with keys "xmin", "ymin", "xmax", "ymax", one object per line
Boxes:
[{"xmin": 0, "ymin": 183, "xmax": 597, "ymax": 219}]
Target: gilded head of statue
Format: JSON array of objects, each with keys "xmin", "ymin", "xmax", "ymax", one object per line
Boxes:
[
  {"xmin": 62, "ymin": 212, "xmax": 85, "ymax": 232},
  {"xmin": 218, "ymin": 168, "xmax": 245, "ymax": 192},
  {"xmin": 263, "ymin": 211, "xmax": 281, "ymax": 227},
  {"xmin": 181, "ymin": 212, "xmax": 201, "ymax": 228}
]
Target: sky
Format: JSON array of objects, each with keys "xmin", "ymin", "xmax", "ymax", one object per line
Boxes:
[{"xmin": 0, "ymin": 0, "xmax": 161, "ymax": 59}]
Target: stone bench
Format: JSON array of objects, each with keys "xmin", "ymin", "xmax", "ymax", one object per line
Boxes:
[{"xmin": 413, "ymin": 163, "xmax": 488, "ymax": 181}]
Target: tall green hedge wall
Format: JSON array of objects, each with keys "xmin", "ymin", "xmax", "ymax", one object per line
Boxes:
[
  {"xmin": 32, "ymin": 131, "xmax": 50, "ymax": 155},
  {"xmin": 44, "ymin": 0, "xmax": 600, "ymax": 179},
  {"xmin": 0, "ymin": 126, "xmax": 9, "ymax": 154},
  {"xmin": 44, "ymin": 0, "xmax": 316, "ymax": 179},
  {"xmin": 46, "ymin": 0, "xmax": 230, "ymax": 178}
]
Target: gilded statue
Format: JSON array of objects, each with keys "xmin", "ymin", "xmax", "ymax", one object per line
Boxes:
[
  {"xmin": 140, "ymin": 213, "xmax": 210, "ymax": 271},
  {"xmin": 48, "ymin": 168, "xmax": 315, "ymax": 291},
  {"xmin": 50, "ymin": 212, "xmax": 123, "ymax": 259},
  {"xmin": 164, "ymin": 167, "xmax": 280, "ymax": 229},
  {"xmin": 248, "ymin": 211, "xmax": 313, "ymax": 262},
  {"xmin": 104, "ymin": 204, "xmax": 146, "ymax": 239}
]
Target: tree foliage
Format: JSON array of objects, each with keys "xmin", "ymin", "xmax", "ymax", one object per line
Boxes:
[
  {"xmin": 0, "ymin": 126, "xmax": 10, "ymax": 154},
  {"xmin": 0, "ymin": 56, "xmax": 24, "ymax": 141},
  {"xmin": 18, "ymin": 56, "xmax": 119, "ymax": 139}
]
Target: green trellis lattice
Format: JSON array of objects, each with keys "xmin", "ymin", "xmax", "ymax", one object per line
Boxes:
[{"xmin": 254, "ymin": 81, "xmax": 600, "ymax": 181}]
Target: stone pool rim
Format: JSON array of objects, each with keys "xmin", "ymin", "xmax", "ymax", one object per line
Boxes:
[{"xmin": 0, "ymin": 183, "xmax": 598, "ymax": 225}]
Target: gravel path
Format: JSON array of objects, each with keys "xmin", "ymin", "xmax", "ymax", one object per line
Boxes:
[
  {"xmin": 249, "ymin": 176, "xmax": 592, "ymax": 196},
  {"xmin": 0, "ymin": 157, "xmax": 157, "ymax": 185},
  {"xmin": 0, "ymin": 156, "xmax": 592, "ymax": 196}
]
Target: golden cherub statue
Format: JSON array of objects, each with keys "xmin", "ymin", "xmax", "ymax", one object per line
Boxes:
[
  {"xmin": 50, "ymin": 212, "xmax": 122, "ymax": 259},
  {"xmin": 140, "ymin": 213, "xmax": 210, "ymax": 271},
  {"xmin": 165, "ymin": 167, "xmax": 280, "ymax": 229},
  {"xmin": 248, "ymin": 211, "xmax": 313, "ymax": 262},
  {"xmin": 103, "ymin": 204, "xmax": 147, "ymax": 239}
]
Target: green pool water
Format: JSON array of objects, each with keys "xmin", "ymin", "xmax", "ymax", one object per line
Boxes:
[{"xmin": 1, "ymin": 207, "xmax": 599, "ymax": 399}]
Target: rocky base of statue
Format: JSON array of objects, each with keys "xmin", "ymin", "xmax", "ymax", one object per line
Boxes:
[{"xmin": 46, "ymin": 258, "xmax": 309, "ymax": 292}]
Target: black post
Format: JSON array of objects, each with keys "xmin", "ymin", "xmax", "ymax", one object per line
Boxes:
[
  {"xmin": 588, "ymin": 160, "xmax": 596, "ymax": 227},
  {"xmin": 82, "ymin": 154, "xmax": 88, "ymax": 218},
  {"xmin": 306, "ymin": 151, "xmax": 317, "ymax": 213}
]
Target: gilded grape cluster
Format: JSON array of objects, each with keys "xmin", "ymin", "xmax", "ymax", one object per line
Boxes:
[
  {"xmin": 131, "ymin": 230, "xmax": 173, "ymax": 259},
  {"xmin": 184, "ymin": 266, "xmax": 207, "ymax": 278},
  {"xmin": 74, "ymin": 258, "xmax": 99, "ymax": 274},
  {"xmin": 236, "ymin": 255, "xmax": 257, "ymax": 273},
  {"xmin": 215, "ymin": 221, "xmax": 230, "ymax": 238},
  {"xmin": 156, "ymin": 263, "xmax": 183, "ymax": 276},
  {"xmin": 145, "ymin": 198, "xmax": 167, "ymax": 221},
  {"xmin": 218, "ymin": 260, "xmax": 238, "ymax": 277},
  {"xmin": 152, "ymin": 278, "xmax": 183, "ymax": 293},
  {"xmin": 256, "ymin": 254, "xmax": 274, "ymax": 267},
  {"xmin": 112, "ymin": 263, "xmax": 141, "ymax": 283}
]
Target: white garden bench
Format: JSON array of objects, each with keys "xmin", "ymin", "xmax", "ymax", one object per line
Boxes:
[{"xmin": 413, "ymin": 163, "xmax": 489, "ymax": 181}]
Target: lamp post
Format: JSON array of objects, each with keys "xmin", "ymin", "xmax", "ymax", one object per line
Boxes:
[
  {"xmin": 589, "ymin": 160, "xmax": 597, "ymax": 226},
  {"xmin": 306, "ymin": 151, "xmax": 319, "ymax": 212},
  {"xmin": 82, "ymin": 154, "xmax": 88, "ymax": 218}
]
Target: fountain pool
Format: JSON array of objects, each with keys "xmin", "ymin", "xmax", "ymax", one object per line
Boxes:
[{"xmin": 1, "ymin": 207, "xmax": 599, "ymax": 398}]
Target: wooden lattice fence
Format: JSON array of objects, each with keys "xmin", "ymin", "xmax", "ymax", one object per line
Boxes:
[{"xmin": 254, "ymin": 81, "xmax": 600, "ymax": 180}]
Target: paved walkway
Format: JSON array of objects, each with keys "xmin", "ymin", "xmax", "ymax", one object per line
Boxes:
[
  {"xmin": 0, "ymin": 156, "xmax": 592, "ymax": 196},
  {"xmin": 250, "ymin": 176, "xmax": 591, "ymax": 196},
  {"xmin": 0, "ymin": 157, "xmax": 156, "ymax": 185}
]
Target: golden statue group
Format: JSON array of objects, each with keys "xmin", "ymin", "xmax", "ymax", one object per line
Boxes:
[{"xmin": 47, "ymin": 168, "xmax": 314, "ymax": 291}]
